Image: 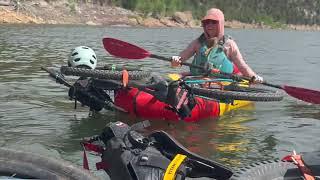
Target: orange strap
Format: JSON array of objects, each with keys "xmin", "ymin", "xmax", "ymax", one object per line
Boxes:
[
  {"xmin": 291, "ymin": 154, "xmax": 315, "ymax": 180},
  {"xmin": 122, "ymin": 69, "xmax": 129, "ymax": 87},
  {"xmin": 283, "ymin": 153, "xmax": 315, "ymax": 180},
  {"xmin": 201, "ymin": 78, "xmax": 224, "ymax": 90}
]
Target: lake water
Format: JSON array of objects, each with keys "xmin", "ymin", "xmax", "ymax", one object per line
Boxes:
[{"xmin": 0, "ymin": 24, "xmax": 320, "ymax": 178}]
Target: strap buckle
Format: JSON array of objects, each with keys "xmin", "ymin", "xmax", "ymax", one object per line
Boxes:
[{"xmin": 163, "ymin": 154, "xmax": 187, "ymax": 180}]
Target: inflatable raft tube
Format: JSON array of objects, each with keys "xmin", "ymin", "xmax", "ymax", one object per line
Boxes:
[{"xmin": 115, "ymin": 88, "xmax": 252, "ymax": 122}]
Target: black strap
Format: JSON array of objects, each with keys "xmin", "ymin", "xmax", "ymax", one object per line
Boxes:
[
  {"xmin": 137, "ymin": 153, "xmax": 186, "ymax": 176},
  {"xmin": 133, "ymin": 90, "xmax": 141, "ymax": 117},
  {"xmin": 138, "ymin": 154, "xmax": 171, "ymax": 170}
]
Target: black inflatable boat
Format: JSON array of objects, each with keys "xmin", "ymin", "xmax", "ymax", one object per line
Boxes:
[{"xmin": 81, "ymin": 120, "xmax": 320, "ymax": 180}]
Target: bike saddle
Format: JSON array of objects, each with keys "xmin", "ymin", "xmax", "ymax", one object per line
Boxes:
[{"xmin": 148, "ymin": 131, "xmax": 233, "ymax": 180}]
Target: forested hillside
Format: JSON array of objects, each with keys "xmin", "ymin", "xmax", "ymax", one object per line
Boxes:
[{"xmin": 61, "ymin": 0, "xmax": 320, "ymax": 25}]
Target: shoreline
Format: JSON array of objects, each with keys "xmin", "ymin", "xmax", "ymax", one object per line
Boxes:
[{"xmin": 1, "ymin": 1, "xmax": 320, "ymax": 31}]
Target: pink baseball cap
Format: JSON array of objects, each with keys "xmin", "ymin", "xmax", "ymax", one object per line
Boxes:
[{"xmin": 201, "ymin": 8, "xmax": 224, "ymax": 23}]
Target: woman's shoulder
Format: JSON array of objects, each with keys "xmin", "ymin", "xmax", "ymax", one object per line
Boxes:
[
  {"xmin": 222, "ymin": 35, "xmax": 241, "ymax": 56},
  {"xmin": 223, "ymin": 35, "xmax": 236, "ymax": 45},
  {"xmin": 223, "ymin": 35, "xmax": 240, "ymax": 49}
]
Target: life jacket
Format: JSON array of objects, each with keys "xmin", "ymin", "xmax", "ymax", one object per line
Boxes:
[{"xmin": 190, "ymin": 34, "xmax": 239, "ymax": 75}]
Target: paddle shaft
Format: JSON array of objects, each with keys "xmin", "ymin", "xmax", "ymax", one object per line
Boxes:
[
  {"xmin": 217, "ymin": 71, "xmax": 284, "ymax": 89},
  {"xmin": 261, "ymin": 81, "xmax": 283, "ymax": 89},
  {"xmin": 149, "ymin": 54, "xmax": 283, "ymax": 89},
  {"xmin": 150, "ymin": 54, "xmax": 205, "ymax": 70},
  {"xmin": 149, "ymin": 43, "xmax": 285, "ymax": 90},
  {"xmin": 151, "ymin": 53, "xmax": 287, "ymax": 91},
  {"xmin": 151, "ymin": 54, "xmax": 290, "ymax": 92}
]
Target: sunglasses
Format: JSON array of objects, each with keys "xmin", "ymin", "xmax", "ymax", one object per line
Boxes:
[{"xmin": 202, "ymin": 20, "xmax": 218, "ymax": 26}]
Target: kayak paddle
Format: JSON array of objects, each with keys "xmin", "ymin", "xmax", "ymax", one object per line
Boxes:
[
  {"xmin": 102, "ymin": 37, "xmax": 205, "ymax": 70},
  {"xmin": 102, "ymin": 37, "xmax": 320, "ymax": 104}
]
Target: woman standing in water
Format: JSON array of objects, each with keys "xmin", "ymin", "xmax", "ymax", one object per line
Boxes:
[{"xmin": 171, "ymin": 8, "xmax": 263, "ymax": 83}]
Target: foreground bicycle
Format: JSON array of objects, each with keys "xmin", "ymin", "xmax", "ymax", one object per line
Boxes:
[{"xmin": 81, "ymin": 120, "xmax": 320, "ymax": 180}]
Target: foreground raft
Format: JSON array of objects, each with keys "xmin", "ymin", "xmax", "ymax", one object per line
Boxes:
[{"xmin": 83, "ymin": 120, "xmax": 320, "ymax": 180}]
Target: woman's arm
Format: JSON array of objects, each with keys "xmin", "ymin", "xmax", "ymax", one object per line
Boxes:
[{"xmin": 179, "ymin": 39, "xmax": 199, "ymax": 62}]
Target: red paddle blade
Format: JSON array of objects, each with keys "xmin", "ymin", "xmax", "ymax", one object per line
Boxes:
[
  {"xmin": 283, "ymin": 85, "xmax": 320, "ymax": 104},
  {"xmin": 102, "ymin": 38, "xmax": 150, "ymax": 59}
]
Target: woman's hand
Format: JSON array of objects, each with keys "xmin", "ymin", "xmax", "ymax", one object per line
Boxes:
[
  {"xmin": 171, "ymin": 56, "xmax": 182, "ymax": 67},
  {"xmin": 252, "ymin": 75, "xmax": 264, "ymax": 83}
]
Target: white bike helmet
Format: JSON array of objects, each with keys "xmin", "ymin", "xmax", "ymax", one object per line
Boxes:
[{"xmin": 68, "ymin": 46, "xmax": 97, "ymax": 69}]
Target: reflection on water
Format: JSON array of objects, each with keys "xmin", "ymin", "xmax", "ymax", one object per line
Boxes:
[
  {"xmin": 1, "ymin": 25, "xmax": 320, "ymax": 178},
  {"xmin": 285, "ymin": 103, "xmax": 320, "ymax": 120}
]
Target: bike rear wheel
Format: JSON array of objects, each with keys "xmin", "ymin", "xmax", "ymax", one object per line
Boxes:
[{"xmin": 191, "ymin": 84, "xmax": 284, "ymax": 102}]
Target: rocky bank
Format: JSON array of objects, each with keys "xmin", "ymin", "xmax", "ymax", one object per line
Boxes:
[{"xmin": 1, "ymin": 0, "xmax": 320, "ymax": 31}]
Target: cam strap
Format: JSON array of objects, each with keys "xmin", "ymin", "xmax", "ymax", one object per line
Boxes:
[
  {"xmin": 175, "ymin": 87, "xmax": 188, "ymax": 110},
  {"xmin": 82, "ymin": 145, "xmax": 90, "ymax": 170},
  {"xmin": 163, "ymin": 154, "xmax": 187, "ymax": 180},
  {"xmin": 282, "ymin": 151, "xmax": 315, "ymax": 180},
  {"xmin": 201, "ymin": 77, "xmax": 224, "ymax": 90},
  {"xmin": 82, "ymin": 142, "xmax": 104, "ymax": 153},
  {"xmin": 81, "ymin": 141, "xmax": 105, "ymax": 170},
  {"xmin": 111, "ymin": 64, "xmax": 116, "ymax": 71}
]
